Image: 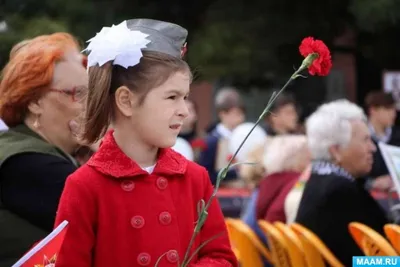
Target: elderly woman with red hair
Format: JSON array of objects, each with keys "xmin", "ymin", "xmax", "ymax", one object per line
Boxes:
[{"xmin": 0, "ymin": 33, "xmax": 88, "ymax": 265}]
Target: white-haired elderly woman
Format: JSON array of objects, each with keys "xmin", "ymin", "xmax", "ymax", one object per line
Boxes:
[
  {"xmin": 256, "ymin": 135, "xmax": 310, "ymax": 223},
  {"xmin": 295, "ymin": 99, "xmax": 389, "ymax": 267}
]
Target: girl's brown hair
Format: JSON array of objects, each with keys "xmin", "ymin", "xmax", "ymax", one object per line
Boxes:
[{"xmin": 83, "ymin": 51, "xmax": 191, "ymax": 144}]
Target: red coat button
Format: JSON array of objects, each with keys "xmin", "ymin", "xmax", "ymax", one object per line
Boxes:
[
  {"xmin": 159, "ymin": 211, "xmax": 172, "ymax": 225},
  {"xmin": 120, "ymin": 180, "xmax": 135, "ymax": 192},
  {"xmin": 156, "ymin": 177, "xmax": 168, "ymax": 190},
  {"xmin": 166, "ymin": 250, "xmax": 179, "ymax": 263},
  {"xmin": 131, "ymin": 215, "xmax": 145, "ymax": 229},
  {"xmin": 137, "ymin": 252, "xmax": 151, "ymax": 266}
]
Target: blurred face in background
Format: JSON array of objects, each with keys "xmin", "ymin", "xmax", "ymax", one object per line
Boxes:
[
  {"xmin": 370, "ymin": 106, "xmax": 397, "ymax": 128},
  {"xmin": 270, "ymin": 103, "xmax": 298, "ymax": 133},
  {"xmin": 181, "ymin": 100, "xmax": 197, "ymax": 133},
  {"xmin": 219, "ymin": 107, "xmax": 245, "ymax": 130}
]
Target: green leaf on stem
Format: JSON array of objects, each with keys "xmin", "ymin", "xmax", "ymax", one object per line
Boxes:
[
  {"xmin": 196, "ymin": 210, "xmax": 209, "ymax": 232},
  {"xmin": 215, "ymin": 167, "xmax": 228, "ymax": 188},
  {"xmin": 180, "ymin": 232, "xmax": 225, "ymax": 267},
  {"xmin": 197, "ymin": 199, "xmax": 205, "ymax": 217},
  {"xmin": 291, "ymin": 73, "xmax": 308, "ymax": 79},
  {"xmin": 230, "ymin": 161, "xmax": 258, "ymax": 169}
]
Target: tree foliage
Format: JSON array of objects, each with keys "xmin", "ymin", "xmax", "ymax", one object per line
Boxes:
[{"xmin": 1, "ymin": 0, "xmax": 400, "ymax": 83}]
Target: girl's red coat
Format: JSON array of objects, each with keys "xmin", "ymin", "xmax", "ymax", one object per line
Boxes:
[{"xmin": 54, "ymin": 131, "xmax": 237, "ymax": 267}]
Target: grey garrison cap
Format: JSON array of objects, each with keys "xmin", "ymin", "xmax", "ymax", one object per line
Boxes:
[{"xmin": 126, "ymin": 19, "xmax": 188, "ymax": 58}]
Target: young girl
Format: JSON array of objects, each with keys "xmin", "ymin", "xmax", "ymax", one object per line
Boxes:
[{"xmin": 54, "ymin": 19, "xmax": 237, "ymax": 267}]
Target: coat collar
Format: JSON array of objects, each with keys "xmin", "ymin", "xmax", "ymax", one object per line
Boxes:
[
  {"xmin": 311, "ymin": 160, "xmax": 354, "ymax": 181},
  {"xmin": 87, "ymin": 130, "xmax": 188, "ymax": 179},
  {"xmin": 9, "ymin": 124, "xmax": 79, "ymax": 167}
]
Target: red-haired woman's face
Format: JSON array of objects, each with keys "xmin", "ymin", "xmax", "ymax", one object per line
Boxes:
[{"xmin": 36, "ymin": 49, "xmax": 88, "ymax": 152}]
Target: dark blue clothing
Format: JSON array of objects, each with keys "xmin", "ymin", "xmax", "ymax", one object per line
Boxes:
[
  {"xmin": 369, "ymin": 126, "xmax": 400, "ymax": 178},
  {"xmin": 241, "ymin": 189, "xmax": 272, "ymax": 267},
  {"xmin": 198, "ymin": 129, "xmax": 237, "ymax": 185}
]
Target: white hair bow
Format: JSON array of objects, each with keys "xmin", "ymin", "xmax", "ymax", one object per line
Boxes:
[{"xmin": 83, "ymin": 20, "xmax": 151, "ymax": 69}]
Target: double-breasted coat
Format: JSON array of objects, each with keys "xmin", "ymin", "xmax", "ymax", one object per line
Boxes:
[{"xmin": 54, "ymin": 131, "xmax": 237, "ymax": 267}]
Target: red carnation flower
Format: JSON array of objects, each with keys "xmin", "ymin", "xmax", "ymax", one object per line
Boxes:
[{"xmin": 299, "ymin": 37, "xmax": 332, "ymax": 76}]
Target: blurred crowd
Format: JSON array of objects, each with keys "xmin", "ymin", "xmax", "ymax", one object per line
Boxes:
[{"xmin": 0, "ymin": 30, "xmax": 399, "ymax": 267}]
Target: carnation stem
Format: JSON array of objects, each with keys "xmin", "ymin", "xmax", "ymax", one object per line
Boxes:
[{"xmin": 180, "ymin": 63, "xmax": 307, "ymax": 267}]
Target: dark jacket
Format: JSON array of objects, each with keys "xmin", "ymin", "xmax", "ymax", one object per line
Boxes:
[
  {"xmin": 369, "ymin": 126, "xmax": 400, "ymax": 178},
  {"xmin": 295, "ymin": 172, "xmax": 389, "ymax": 267},
  {"xmin": 0, "ymin": 124, "xmax": 78, "ymax": 266},
  {"xmin": 198, "ymin": 128, "xmax": 237, "ymax": 184}
]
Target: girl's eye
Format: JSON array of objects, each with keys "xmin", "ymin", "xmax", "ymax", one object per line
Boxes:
[
  {"xmin": 168, "ymin": 96, "xmax": 176, "ymax": 100},
  {"xmin": 184, "ymin": 95, "xmax": 189, "ymax": 100}
]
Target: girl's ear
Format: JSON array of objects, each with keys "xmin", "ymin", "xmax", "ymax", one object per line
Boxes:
[{"xmin": 114, "ymin": 86, "xmax": 135, "ymax": 117}]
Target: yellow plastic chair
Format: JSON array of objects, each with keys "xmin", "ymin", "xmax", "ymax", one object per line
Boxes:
[
  {"xmin": 274, "ymin": 221, "xmax": 307, "ymax": 267},
  {"xmin": 257, "ymin": 220, "xmax": 293, "ymax": 267},
  {"xmin": 225, "ymin": 218, "xmax": 273, "ymax": 267},
  {"xmin": 384, "ymin": 224, "xmax": 400, "ymax": 254},
  {"xmin": 232, "ymin": 247, "xmax": 241, "ymax": 261},
  {"xmin": 348, "ymin": 222, "xmax": 398, "ymax": 256},
  {"xmin": 225, "ymin": 222, "xmax": 241, "ymax": 261},
  {"xmin": 291, "ymin": 223, "xmax": 344, "ymax": 267}
]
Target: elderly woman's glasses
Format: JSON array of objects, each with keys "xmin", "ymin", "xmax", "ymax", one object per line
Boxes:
[{"xmin": 49, "ymin": 86, "xmax": 87, "ymax": 102}]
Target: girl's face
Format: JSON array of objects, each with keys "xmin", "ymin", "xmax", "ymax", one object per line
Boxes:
[{"xmin": 129, "ymin": 71, "xmax": 191, "ymax": 148}]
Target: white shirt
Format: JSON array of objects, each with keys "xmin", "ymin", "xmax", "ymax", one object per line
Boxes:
[
  {"xmin": 0, "ymin": 119, "xmax": 8, "ymax": 131},
  {"xmin": 216, "ymin": 123, "xmax": 232, "ymax": 139},
  {"xmin": 142, "ymin": 164, "xmax": 156, "ymax": 174}
]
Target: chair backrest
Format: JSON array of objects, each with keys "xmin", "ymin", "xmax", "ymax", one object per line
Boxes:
[
  {"xmin": 225, "ymin": 220, "xmax": 241, "ymax": 261},
  {"xmin": 384, "ymin": 224, "xmax": 400, "ymax": 254},
  {"xmin": 225, "ymin": 218, "xmax": 273, "ymax": 267},
  {"xmin": 258, "ymin": 220, "xmax": 293, "ymax": 267},
  {"xmin": 274, "ymin": 221, "xmax": 307, "ymax": 267},
  {"xmin": 348, "ymin": 222, "xmax": 398, "ymax": 256},
  {"xmin": 291, "ymin": 223, "xmax": 345, "ymax": 267},
  {"xmin": 232, "ymin": 247, "xmax": 241, "ymax": 261}
]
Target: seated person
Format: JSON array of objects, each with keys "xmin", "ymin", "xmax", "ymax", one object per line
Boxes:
[
  {"xmin": 239, "ymin": 137, "xmax": 272, "ymax": 266},
  {"xmin": 365, "ymin": 91, "xmax": 400, "ymax": 191},
  {"xmin": 295, "ymin": 99, "xmax": 389, "ymax": 267},
  {"xmin": 284, "ymin": 164, "xmax": 311, "ymax": 224},
  {"xmin": 0, "ymin": 33, "xmax": 88, "ymax": 265},
  {"xmin": 262, "ymin": 92, "xmax": 299, "ymax": 135},
  {"xmin": 198, "ymin": 87, "xmax": 245, "ymax": 185},
  {"xmin": 256, "ymin": 135, "xmax": 310, "ymax": 223}
]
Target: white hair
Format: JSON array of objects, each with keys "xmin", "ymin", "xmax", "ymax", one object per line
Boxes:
[
  {"xmin": 306, "ymin": 99, "xmax": 367, "ymax": 161},
  {"xmin": 263, "ymin": 135, "xmax": 308, "ymax": 175},
  {"xmin": 229, "ymin": 122, "xmax": 267, "ymax": 162}
]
